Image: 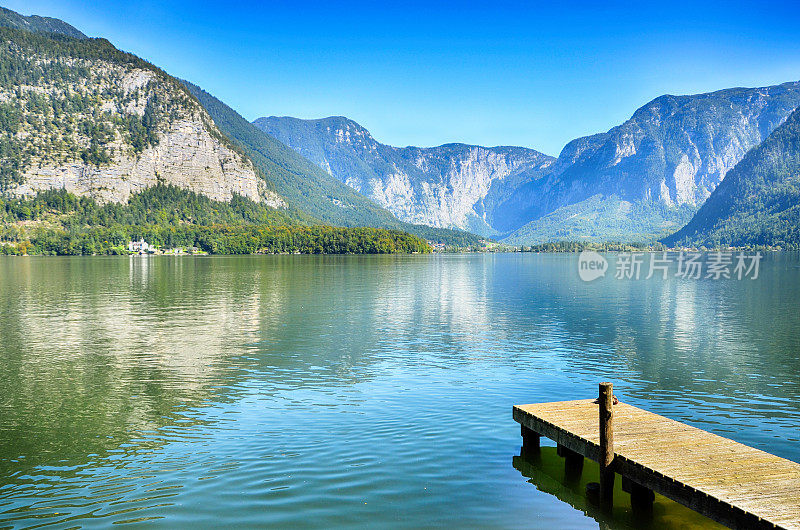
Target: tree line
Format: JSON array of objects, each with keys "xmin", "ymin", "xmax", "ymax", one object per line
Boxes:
[{"xmin": 0, "ymin": 186, "xmax": 430, "ymax": 255}]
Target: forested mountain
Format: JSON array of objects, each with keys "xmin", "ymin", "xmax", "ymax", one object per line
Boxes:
[
  {"xmin": 259, "ymin": 83, "xmax": 800, "ymax": 244},
  {"xmin": 186, "ymin": 84, "xmax": 480, "ymax": 244},
  {"xmin": 0, "ymin": 5, "xmax": 477, "ymax": 248},
  {"xmin": 4, "ymin": 4, "xmax": 798, "ymax": 248},
  {"xmin": 0, "ymin": 24, "xmax": 285, "ymax": 207},
  {"xmin": 0, "ymin": 186, "xmax": 431, "ymax": 255},
  {"xmin": 663, "ymin": 106, "xmax": 800, "ymax": 248},
  {"xmin": 256, "ymin": 116, "xmax": 554, "ymax": 236},
  {"xmin": 0, "ymin": 6, "xmax": 86, "ymax": 38},
  {"xmin": 498, "ymin": 82, "xmax": 800, "ymax": 243}
]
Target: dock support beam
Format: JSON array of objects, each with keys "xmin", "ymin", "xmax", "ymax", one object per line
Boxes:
[
  {"xmin": 557, "ymin": 444, "xmax": 584, "ymax": 481},
  {"xmin": 521, "ymin": 425, "xmax": 540, "ymax": 455},
  {"xmin": 622, "ymin": 476, "xmax": 654, "ymax": 511},
  {"xmin": 599, "ymin": 382, "xmax": 615, "ymax": 505}
]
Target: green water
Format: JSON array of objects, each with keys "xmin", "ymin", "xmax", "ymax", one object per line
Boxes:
[{"xmin": 0, "ymin": 253, "xmax": 798, "ymax": 528}]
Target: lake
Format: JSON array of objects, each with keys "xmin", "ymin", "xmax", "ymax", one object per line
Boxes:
[{"xmin": 1, "ymin": 253, "xmax": 798, "ymax": 528}]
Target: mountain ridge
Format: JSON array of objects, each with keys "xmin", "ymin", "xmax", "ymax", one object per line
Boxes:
[
  {"xmin": 495, "ymin": 81, "xmax": 800, "ymax": 242},
  {"xmin": 259, "ymin": 82, "xmax": 800, "ymax": 243},
  {"xmin": 4, "ymin": 4, "xmax": 799, "ymax": 247},
  {"xmin": 255, "ymin": 115, "xmax": 555, "ymax": 236},
  {"xmin": 662, "ymin": 105, "xmax": 800, "ymax": 248},
  {"xmin": 0, "ymin": 6, "xmax": 86, "ymax": 39}
]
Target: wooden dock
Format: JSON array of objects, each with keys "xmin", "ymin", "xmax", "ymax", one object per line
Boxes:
[{"xmin": 514, "ymin": 396, "xmax": 800, "ymax": 529}]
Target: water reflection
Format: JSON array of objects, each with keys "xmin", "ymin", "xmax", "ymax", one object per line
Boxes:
[
  {"xmin": 0, "ymin": 257, "xmax": 290, "ymax": 526},
  {"xmin": 512, "ymin": 446, "xmax": 725, "ymax": 529},
  {"xmin": 0, "ymin": 254, "xmax": 798, "ymax": 528},
  {"xmin": 490, "ymin": 253, "xmax": 800, "ymax": 453}
]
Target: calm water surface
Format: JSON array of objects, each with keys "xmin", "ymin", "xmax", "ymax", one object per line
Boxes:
[{"xmin": 0, "ymin": 253, "xmax": 799, "ymax": 528}]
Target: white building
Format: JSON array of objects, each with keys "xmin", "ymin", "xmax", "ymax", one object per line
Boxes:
[{"xmin": 128, "ymin": 239, "xmax": 152, "ymax": 253}]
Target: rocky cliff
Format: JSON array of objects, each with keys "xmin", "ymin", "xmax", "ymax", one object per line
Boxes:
[
  {"xmin": 0, "ymin": 25, "xmax": 284, "ymax": 207},
  {"xmin": 255, "ymin": 116, "xmax": 554, "ymax": 235},
  {"xmin": 663, "ymin": 105, "xmax": 800, "ymax": 248},
  {"xmin": 499, "ymin": 82, "xmax": 800, "ymax": 242}
]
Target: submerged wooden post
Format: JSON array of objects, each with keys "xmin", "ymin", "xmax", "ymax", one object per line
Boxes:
[
  {"xmin": 514, "ymin": 398, "xmax": 800, "ymax": 527},
  {"xmin": 622, "ymin": 476, "xmax": 654, "ymax": 511},
  {"xmin": 558, "ymin": 444, "xmax": 584, "ymax": 482},
  {"xmin": 599, "ymin": 382, "xmax": 615, "ymax": 504},
  {"xmin": 521, "ymin": 425, "xmax": 540, "ymax": 454}
]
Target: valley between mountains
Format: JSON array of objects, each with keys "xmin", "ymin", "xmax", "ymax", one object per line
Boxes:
[{"xmin": 2, "ymin": 4, "xmax": 800, "ymax": 250}]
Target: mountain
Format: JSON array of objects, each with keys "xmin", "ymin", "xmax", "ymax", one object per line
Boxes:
[
  {"xmin": 185, "ymin": 85, "xmax": 481, "ymax": 245},
  {"xmin": 0, "ymin": 6, "xmax": 477, "ymax": 247},
  {"xmin": 0, "ymin": 6, "xmax": 86, "ymax": 38},
  {"xmin": 10, "ymin": 5, "xmax": 797, "ymax": 248},
  {"xmin": 501, "ymin": 195, "xmax": 696, "ymax": 246},
  {"xmin": 258, "ymin": 83, "xmax": 800, "ymax": 244},
  {"xmin": 0, "ymin": 24, "xmax": 284, "ymax": 207},
  {"xmin": 663, "ymin": 106, "xmax": 800, "ymax": 248},
  {"xmin": 499, "ymin": 82, "xmax": 800, "ymax": 244},
  {"xmin": 184, "ymin": 87, "xmax": 403, "ymax": 228},
  {"xmin": 255, "ymin": 116, "xmax": 554, "ymax": 236}
]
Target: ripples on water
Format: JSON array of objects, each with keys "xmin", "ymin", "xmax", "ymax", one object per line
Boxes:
[{"xmin": 0, "ymin": 254, "xmax": 798, "ymax": 528}]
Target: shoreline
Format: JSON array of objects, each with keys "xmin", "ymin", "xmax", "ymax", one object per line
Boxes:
[{"xmin": 1, "ymin": 247, "xmax": 795, "ymax": 258}]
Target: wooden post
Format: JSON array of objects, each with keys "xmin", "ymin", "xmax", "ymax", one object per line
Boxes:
[
  {"xmin": 521, "ymin": 425, "xmax": 540, "ymax": 454},
  {"xmin": 599, "ymin": 381, "xmax": 615, "ymax": 505},
  {"xmin": 562, "ymin": 448, "xmax": 584, "ymax": 482},
  {"xmin": 622, "ymin": 476, "xmax": 654, "ymax": 511}
]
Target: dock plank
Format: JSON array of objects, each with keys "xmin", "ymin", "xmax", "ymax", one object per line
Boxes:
[{"xmin": 514, "ymin": 399, "xmax": 800, "ymax": 529}]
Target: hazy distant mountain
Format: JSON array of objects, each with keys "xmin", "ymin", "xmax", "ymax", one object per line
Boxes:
[
  {"xmin": 255, "ymin": 116, "xmax": 554, "ymax": 236},
  {"xmin": 185, "ymin": 86, "xmax": 481, "ymax": 245},
  {"xmin": 499, "ymin": 82, "xmax": 800, "ymax": 243},
  {"xmin": 0, "ymin": 6, "xmax": 86, "ymax": 38},
  {"xmin": 259, "ymin": 83, "xmax": 800, "ymax": 243},
  {"xmin": 663, "ymin": 106, "xmax": 800, "ymax": 248}
]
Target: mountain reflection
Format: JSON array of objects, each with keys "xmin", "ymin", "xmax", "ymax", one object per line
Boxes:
[
  {"xmin": 3, "ymin": 254, "xmax": 799, "ymax": 467},
  {"xmin": 1, "ymin": 254, "xmax": 799, "ymax": 528},
  {"xmin": 0, "ymin": 254, "xmax": 491, "ymax": 479},
  {"xmin": 0, "ymin": 257, "xmax": 293, "ymax": 478}
]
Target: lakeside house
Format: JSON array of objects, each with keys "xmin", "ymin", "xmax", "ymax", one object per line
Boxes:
[{"xmin": 127, "ymin": 239, "xmax": 154, "ymax": 254}]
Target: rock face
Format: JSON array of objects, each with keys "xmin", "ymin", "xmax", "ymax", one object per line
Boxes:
[
  {"xmin": 13, "ymin": 103, "xmax": 283, "ymax": 207},
  {"xmin": 255, "ymin": 116, "xmax": 554, "ymax": 235},
  {"xmin": 0, "ymin": 24, "xmax": 284, "ymax": 208},
  {"xmin": 663, "ymin": 106, "xmax": 800, "ymax": 248},
  {"xmin": 498, "ymin": 82, "xmax": 800, "ymax": 242},
  {"xmin": 259, "ymin": 82, "xmax": 800, "ymax": 243}
]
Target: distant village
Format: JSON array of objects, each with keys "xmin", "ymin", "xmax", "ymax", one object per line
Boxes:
[
  {"xmin": 126, "ymin": 239, "xmax": 205, "ymax": 256},
  {"xmin": 129, "ymin": 238, "xmax": 498, "ymax": 255},
  {"xmin": 427, "ymin": 239, "xmax": 498, "ymax": 252}
]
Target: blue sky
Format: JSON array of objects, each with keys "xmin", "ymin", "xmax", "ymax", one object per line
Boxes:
[{"xmin": 6, "ymin": 0, "xmax": 800, "ymax": 155}]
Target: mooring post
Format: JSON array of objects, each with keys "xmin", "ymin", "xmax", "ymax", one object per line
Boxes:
[{"xmin": 599, "ymin": 381, "xmax": 615, "ymax": 505}]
